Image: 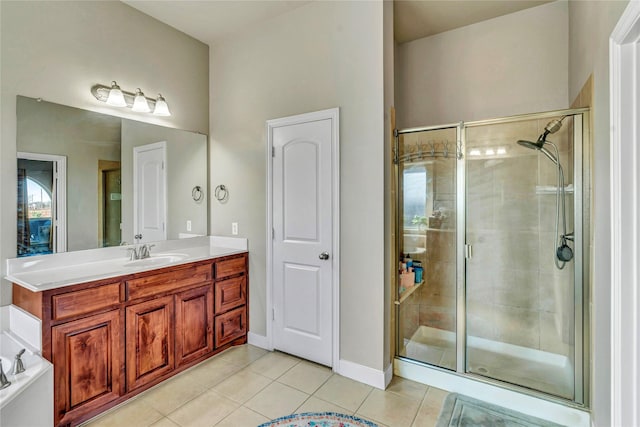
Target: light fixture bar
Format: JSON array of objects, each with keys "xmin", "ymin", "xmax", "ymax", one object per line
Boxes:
[{"xmin": 91, "ymin": 83, "xmax": 171, "ymax": 116}]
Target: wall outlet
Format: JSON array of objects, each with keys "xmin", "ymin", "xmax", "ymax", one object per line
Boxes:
[
  {"xmin": 232, "ymin": 222, "xmax": 238, "ymax": 235},
  {"xmin": 186, "ymin": 220, "xmax": 192, "ymax": 231}
]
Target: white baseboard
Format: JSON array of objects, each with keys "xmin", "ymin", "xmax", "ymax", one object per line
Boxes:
[
  {"xmin": 247, "ymin": 332, "xmax": 271, "ymax": 350},
  {"xmin": 336, "ymin": 359, "xmax": 389, "ymax": 390},
  {"xmin": 384, "ymin": 363, "xmax": 393, "ymax": 387}
]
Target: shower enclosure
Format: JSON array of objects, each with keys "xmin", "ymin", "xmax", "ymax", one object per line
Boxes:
[{"xmin": 394, "ymin": 108, "xmax": 589, "ymax": 405}]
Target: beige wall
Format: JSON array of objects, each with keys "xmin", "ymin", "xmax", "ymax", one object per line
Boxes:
[
  {"xmin": 0, "ymin": 1, "xmax": 209, "ymax": 305},
  {"xmin": 567, "ymin": 0, "xmax": 629, "ymax": 422},
  {"xmin": 396, "ymin": 1, "xmax": 569, "ymax": 128},
  {"xmin": 210, "ymin": 1, "xmax": 386, "ymax": 370}
]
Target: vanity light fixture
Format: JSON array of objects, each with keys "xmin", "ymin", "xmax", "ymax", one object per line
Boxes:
[
  {"xmin": 153, "ymin": 94, "xmax": 171, "ymax": 116},
  {"xmin": 132, "ymin": 88, "xmax": 151, "ymax": 112},
  {"xmin": 91, "ymin": 81, "xmax": 171, "ymax": 116},
  {"xmin": 105, "ymin": 81, "xmax": 127, "ymax": 107}
]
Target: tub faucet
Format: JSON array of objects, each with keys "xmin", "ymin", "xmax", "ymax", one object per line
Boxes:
[
  {"xmin": 0, "ymin": 361, "xmax": 10, "ymax": 389},
  {"xmin": 10, "ymin": 349, "xmax": 25, "ymax": 375}
]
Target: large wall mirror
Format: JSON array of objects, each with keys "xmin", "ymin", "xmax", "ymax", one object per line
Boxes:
[{"xmin": 16, "ymin": 96, "xmax": 208, "ymax": 257}]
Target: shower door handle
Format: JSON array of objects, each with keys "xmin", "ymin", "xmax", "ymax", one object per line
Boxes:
[{"xmin": 465, "ymin": 244, "xmax": 473, "ymax": 259}]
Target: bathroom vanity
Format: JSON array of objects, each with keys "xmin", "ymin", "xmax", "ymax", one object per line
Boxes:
[{"xmin": 7, "ymin": 237, "xmax": 248, "ymax": 427}]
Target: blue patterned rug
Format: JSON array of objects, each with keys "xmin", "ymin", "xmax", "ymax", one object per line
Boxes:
[
  {"xmin": 258, "ymin": 412, "xmax": 378, "ymax": 427},
  {"xmin": 436, "ymin": 393, "xmax": 565, "ymax": 427}
]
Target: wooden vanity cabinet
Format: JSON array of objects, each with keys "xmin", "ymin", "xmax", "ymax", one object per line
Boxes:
[
  {"xmin": 12, "ymin": 252, "xmax": 248, "ymax": 427},
  {"xmin": 125, "ymin": 295, "xmax": 175, "ymax": 391},
  {"xmin": 51, "ymin": 309, "xmax": 123, "ymax": 426}
]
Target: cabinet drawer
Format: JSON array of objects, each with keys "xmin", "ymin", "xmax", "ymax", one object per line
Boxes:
[
  {"xmin": 215, "ymin": 256, "xmax": 245, "ymax": 279},
  {"xmin": 126, "ymin": 264, "xmax": 212, "ymax": 300},
  {"xmin": 215, "ymin": 276, "xmax": 246, "ymax": 314},
  {"xmin": 52, "ymin": 283, "xmax": 121, "ymax": 321},
  {"xmin": 215, "ymin": 306, "xmax": 246, "ymax": 347}
]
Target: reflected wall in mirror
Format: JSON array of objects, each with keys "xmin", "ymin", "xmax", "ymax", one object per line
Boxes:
[{"xmin": 16, "ymin": 96, "xmax": 208, "ymax": 256}]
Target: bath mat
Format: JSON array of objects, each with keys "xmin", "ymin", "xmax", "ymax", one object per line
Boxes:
[
  {"xmin": 436, "ymin": 393, "xmax": 565, "ymax": 427},
  {"xmin": 258, "ymin": 411, "xmax": 378, "ymax": 427}
]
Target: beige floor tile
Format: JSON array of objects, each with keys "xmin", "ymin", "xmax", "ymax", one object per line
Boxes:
[
  {"xmin": 139, "ymin": 371, "xmax": 209, "ymax": 415},
  {"xmin": 424, "ymin": 386, "xmax": 448, "ymax": 406},
  {"xmin": 214, "ymin": 406, "xmax": 270, "ymax": 427},
  {"xmin": 411, "ymin": 398, "xmax": 443, "ymax": 427},
  {"xmin": 278, "ymin": 361, "xmax": 332, "ymax": 394},
  {"xmin": 244, "ymin": 381, "xmax": 309, "ymax": 419},
  {"xmin": 149, "ymin": 417, "xmax": 181, "ymax": 427},
  {"xmin": 246, "ymin": 351, "xmax": 301, "ymax": 379},
  {"xmin": 212, "ymin": 368, "xmax": 272, "ymax": 403},
  {"xmin": 356, "ymin": 415, "xmax": 389, "ymax": 427},
  {"xmin": 356, "ymin": 389, "xmax": 421, "ymax": 427},
  {"xmin": 216, "ymin": 344, "xmax": 269, "ymax": 368},
  {"xmin": 313, "ymin": 375, "xmax": 373, "ymax": 412},
  {"xmin": 295, "ymin": 396, "xmax": 353, "ymax": 415},
  {"xmin": 185, "ymin": 357, "xmax": 242, "ymax": 389},
  {"xmin": 386, "ymin": 377, "xmax": 428, "ymax": 401},
  {"xmin": 83, "ymin": 397, "xmax": 163, "ymax": 427},
  {"xmin": 167, "ymin": 389, "xmax": 239, "ymax": 427}
]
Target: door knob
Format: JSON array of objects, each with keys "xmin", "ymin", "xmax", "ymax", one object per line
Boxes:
[{"xmin": 319, "ymin": 252, "xmax": 330, "ymax": 260}]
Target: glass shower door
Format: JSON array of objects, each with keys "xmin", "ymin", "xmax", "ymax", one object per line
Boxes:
[
  {"xmin": 464, "ymin": 115, "xmax": 577, "ymax": 400},
  {"xmin": 396, "ymin": 125, "xmax": 459, "ymax": 371}
]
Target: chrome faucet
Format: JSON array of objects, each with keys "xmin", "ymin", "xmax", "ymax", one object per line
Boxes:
[
  {"xmin": 10, "ymin": 349, "xmax": 25, "ymax": 375},
  {"xmin": 0, "ymin": 360, "xmax": 10, "ymax": 389},
  {"xmin": 127, "ymin": 244, "xmax": 155, "ymax": 260}
]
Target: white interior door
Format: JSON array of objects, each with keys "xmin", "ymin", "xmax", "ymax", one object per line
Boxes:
[
  {"xmin": 133, "ymin": 142, "xmax": 167, "ymax": 243},
  {"xmin": 271, "ymin": 113, "xmax": 336, "ymax": 367}
]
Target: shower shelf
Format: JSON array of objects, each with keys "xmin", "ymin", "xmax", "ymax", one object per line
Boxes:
[
  {"xmin": 395, "ymin": 281, "xmax": 424, "ymax": 305},
  {"xmin": 535, "ymin": 184, "xmax": 574, "ymax": 194}
]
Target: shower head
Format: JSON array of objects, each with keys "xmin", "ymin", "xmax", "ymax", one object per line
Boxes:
[
  {"xmin": 538, "ymin": 116, "xmax": 567, "ymax": 145},
  {"xmin": 517, "ymin": 139, "xmax": 559, "ymax": 165}
]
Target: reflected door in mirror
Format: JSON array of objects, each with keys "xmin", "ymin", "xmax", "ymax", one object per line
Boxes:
[{"xmin": 17, "ymin": 154, "xmax": 66, "ymax": 257}]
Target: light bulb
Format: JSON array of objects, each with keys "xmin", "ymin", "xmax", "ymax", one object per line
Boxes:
[
  {"xmin": 106, "ymin": 81, "xmax": 127, "ymax": 107},
  {"xmin": 132, "ymin": 88, "xmax": 150, "ymax": 112},
  {"xmin": 153, "ymin": 94, "xmax": 171, "ymax": 116}
]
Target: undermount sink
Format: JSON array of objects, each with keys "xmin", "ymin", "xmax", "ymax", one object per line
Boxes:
[{"xmin": 123, "ymin": 254, "xmax": 188, "ymax": 268}]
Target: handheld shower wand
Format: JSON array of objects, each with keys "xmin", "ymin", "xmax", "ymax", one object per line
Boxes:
[{"xmin": 516, "ymin": 116, "xmax": 572, "ymax": 269}]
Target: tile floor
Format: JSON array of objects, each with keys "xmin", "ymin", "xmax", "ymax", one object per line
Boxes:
[{"xmin": 83, "ymin": 345, "xmax": 447, "ymax": 427}]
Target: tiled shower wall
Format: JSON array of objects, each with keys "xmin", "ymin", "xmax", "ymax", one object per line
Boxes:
[
  {"xmin": 398, "ymin": 117, "xmax": 576, "ymax": 362},
  {"xmin": 465, "ymin": 117, "xmax": 574, "ymax": 361}
]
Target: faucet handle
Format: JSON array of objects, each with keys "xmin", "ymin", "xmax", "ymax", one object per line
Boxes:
[
  {"xmin": 0, "ymin": 361, "xmax": 10, "ymax": 389},
  {"xmin": 11, "ymin": 349, "xmax": 25, "ymax": 375}
]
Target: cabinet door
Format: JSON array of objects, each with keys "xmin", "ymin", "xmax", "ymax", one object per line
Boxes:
[
  {"xmin": 215, "ymin": 276, "xmax": 246, "ymax": 314},
  {"xmin": 175, "ymin": 285, "xmax": 213, "ymax": 366},
  {"xmin": 215, "ymin": 306, "xmax": 247, "ymax": 348},
  {"xmin": 52, "ymin": 310, "xmax": 122, "ymax": 425},
  {"xmin": 126, "ymin": 296, "xmax": 174, "ymax": 391}
]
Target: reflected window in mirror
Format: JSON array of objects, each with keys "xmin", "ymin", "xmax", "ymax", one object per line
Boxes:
[
  {"xmin": 17, "ymin": 157, "xmax": 57, "ymax": 256},
  {"xmin": 403, "ymin": 164, "xmax": 433, "ymax": 231}
]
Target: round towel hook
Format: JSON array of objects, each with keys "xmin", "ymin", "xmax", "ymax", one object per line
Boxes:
[
  {"xmin": 192, "ymin": 186, "xmax": 204, "ymax": 202},
  {"xmin": 214, "ymin": 184, "xmax": 229, "ymax": 203}
]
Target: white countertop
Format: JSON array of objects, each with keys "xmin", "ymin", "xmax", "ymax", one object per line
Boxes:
[{"xmin": 6, "ymin": 236, "xmax": 247, "ymax": 292}]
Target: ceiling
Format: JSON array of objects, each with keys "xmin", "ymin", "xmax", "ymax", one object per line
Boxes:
[{"xmin": 124, "ymin": 0, "xmax": 553, "ymax": 46}]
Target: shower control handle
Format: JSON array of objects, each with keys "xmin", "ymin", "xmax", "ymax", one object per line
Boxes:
[{"xmin": 319, "ymin": 252, "xmax": 330, "ymax": 260}]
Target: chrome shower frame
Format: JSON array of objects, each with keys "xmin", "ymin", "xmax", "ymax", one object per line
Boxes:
[{"xmin": 393, "ymin": 107, "xmax": 591, "ymax": 408}]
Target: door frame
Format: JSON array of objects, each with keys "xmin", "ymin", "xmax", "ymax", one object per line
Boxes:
[
  {"xmin": 610, "ymin": 2, "xmax": 640, "ymax": 426},
  {"xmin": 17, "ymin": 151, "xmax": 67, "ymax": 253},
  {"xmin": 133, "ymin": 141, "xmax": 167, "ymax": 242},
  {"xmin": 266, "ymin": 108, "xmax": 340, "ymax": 369}
]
